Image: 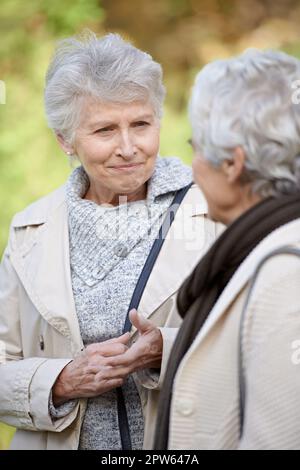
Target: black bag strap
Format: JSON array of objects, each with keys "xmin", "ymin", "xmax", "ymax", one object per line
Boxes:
[
  {"xmin": 238, "ymin": 246, "xmax": 300, "ymax": 438},
  {"xmin": 123, "ymin": 182, "xmax": 193, "ymax": 333},
  {"xmin": 118, "ymin": 182, "xmax": 193, "ymax": 450}
]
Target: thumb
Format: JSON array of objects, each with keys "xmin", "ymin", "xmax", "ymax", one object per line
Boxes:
[{"xmin": 129, "ymin": 309, "xmax": 154, "ymax": 334}]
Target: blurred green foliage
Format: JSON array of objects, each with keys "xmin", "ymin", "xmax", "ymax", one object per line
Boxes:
[
  {"xmin": 0, "ymin": 423, "xmax": 15, "ymax": 450},
  {"xmin": 1, "ymin": 0, "xmax": 300, "ymax": 450}
]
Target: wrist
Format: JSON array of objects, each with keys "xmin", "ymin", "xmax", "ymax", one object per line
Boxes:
[{"xmin": 52, "ymin": 363, "xmax": 73, "ymax": 406}]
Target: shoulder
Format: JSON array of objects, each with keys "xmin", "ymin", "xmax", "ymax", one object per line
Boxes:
[
  {"xmin": 11, "ymin": 184, "xmax": 66, "ymax": 228},
  {"xmin": 240, "ymin": 239, "xmax": 300, "ymax": 371},
  {"xmin": 238, "ymin": 221, "xmax": 300, "ymax": 338},
  {"xmin": 206, "ymin": 219, "xmax": 300, "ymax": 329},
  {"xmin": 246, "ymin": 219, "xmax": 300, "ymax": 290},
  {"xmin": 247, "ymin": 242, "xmax": 300, "ymax": 302},
  {"xmin": 227, "ymin": 218, "xmax": 300, "ymax": 298}
]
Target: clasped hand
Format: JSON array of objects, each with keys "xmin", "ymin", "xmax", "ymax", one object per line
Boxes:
[{"xmin": 52, "ymin": 309, "xmax": 162, "ymax": 406}]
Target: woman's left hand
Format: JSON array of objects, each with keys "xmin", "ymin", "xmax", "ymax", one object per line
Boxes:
[{"xmin": 106, "ymin": 309, "xmax": 163, "ymax": 373}]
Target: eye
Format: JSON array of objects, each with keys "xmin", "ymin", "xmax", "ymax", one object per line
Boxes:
[
  {"xmin": 95, "ymin": 126, "xmax": 115, "ymax": 134},
  {"xmin": 133, "ymin": 121, "xmax": 150, "ymax": 127}
]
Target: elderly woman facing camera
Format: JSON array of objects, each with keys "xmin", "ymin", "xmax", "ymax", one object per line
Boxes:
[
  {"xmin": 0, "ymin": 34, "xmax": 220, "ymax": 450},
  {"xmin": 155, "ymin": 50, "xmax": 300, "ymax": 450}
]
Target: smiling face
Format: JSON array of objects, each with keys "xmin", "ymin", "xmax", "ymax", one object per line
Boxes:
[{"xmin": 59, "ymin": 98, "xmax": 160, "ymax": 205}]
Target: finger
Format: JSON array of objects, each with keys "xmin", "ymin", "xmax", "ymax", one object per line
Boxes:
[
  {"xmin": 97, "ymin": 342, "xmax": 129, "ymax": 357},
  {"xmin": 104, "ymin": 347, "xmax": 139, "ymax": 368},
  {"xmin": 104, "ymin": 351, "xmax": 132, "ymax": 368},
  {"xmin": 94, "ymin": 365, "xmax": 132, "ymax": 381},
  {"xmin": 129, "ymin": 309, "xmax": 154, "ymax": 334},
  {"xmin": 100, "ymin": 378, "xmax": 124, "ymax": 393},
  {"xmin": 105, "ymin": 332, "xmax": 131, "ymax": 345}
]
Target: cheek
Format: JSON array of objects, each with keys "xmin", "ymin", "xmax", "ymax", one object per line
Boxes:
[
  {"xmin": 192, "ymin": 158, "xmax": 220, "ymax": 208},
  {"xmin": 78, "ymin": 141, "xmax": 112, "ymax": 165},
  {"xmin": 192, "ymin": 157, "xmax": 205, "ymax": 186},
  {"xmin": 142, "ymin": 128, "xmax": 160, "ymax": 156}
]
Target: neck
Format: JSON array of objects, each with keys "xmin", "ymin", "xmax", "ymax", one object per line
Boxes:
[
  {"xmin": 84, "ymin": 182, "xmax": 147, "ymax": 206},
  {"xmin": 221, "ymin": 188, "xmax": 263, "ymax": 226}
]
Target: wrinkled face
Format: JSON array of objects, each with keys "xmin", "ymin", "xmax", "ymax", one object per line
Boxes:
[{"xmin": 73, "ymin": 98, "xmax": 160, "ymax": 199}]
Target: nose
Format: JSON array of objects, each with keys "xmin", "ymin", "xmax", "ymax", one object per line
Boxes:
[{"xmin": 116, "ymin": 130, "xmax": 137, "ymax": 159}]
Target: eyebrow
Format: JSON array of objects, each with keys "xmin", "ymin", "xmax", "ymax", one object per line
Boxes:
[
  {"xmin": 131, "ymin": 114, "xmax": 154, "ymax": 121},
  {"xmin": 88, "ymin": 114, "xmax": 154, "ymax": 129}
]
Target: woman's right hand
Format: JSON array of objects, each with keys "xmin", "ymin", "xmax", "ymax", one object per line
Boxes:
[{"xmin": 52, "ymin": 333, "xmax": 131, "ymax": 406}]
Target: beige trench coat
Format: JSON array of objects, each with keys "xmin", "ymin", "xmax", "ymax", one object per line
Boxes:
[
  {"xmin": 0, "ymin": 182, "xmax": 221, "ymax": 450},
  {"xmin": 168, "ymin": 218, "xmax": 300, "ymax": 450}
]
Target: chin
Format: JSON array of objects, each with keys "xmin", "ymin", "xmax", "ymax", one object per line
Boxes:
[
  {"xmin": 118, "ymin": 175, "xmax": 145, "ymax": 190},
  {"xmin": 208, "ymin": 209, "xmax": 219, "ymax": 222},
  {"xmin": 116, "ymin": 183, "xmax": 144, "ymax": 197}
]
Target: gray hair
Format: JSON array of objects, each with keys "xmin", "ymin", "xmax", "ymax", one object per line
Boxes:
[
  {"xmin": 189, "ymin": 49, "xmax": 300, "ymax": 197},
  {"xmin": 45, "ymin": 31, "xmax": 165, "ymax": 143}
]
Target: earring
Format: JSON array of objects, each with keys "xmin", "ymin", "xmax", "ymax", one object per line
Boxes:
[{"xmin": 67, "ymin": 151, "xmax": 71, "ymax": 155}]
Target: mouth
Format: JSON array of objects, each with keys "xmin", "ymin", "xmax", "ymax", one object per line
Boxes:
[{"xmin": 108, "ymin": 163, "xmax": 144, "ymax": 171}]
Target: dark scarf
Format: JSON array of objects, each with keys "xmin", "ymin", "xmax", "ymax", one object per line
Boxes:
[{"xmin": 154, "ymin": 191, "xmax": 300, "ymax": 449}]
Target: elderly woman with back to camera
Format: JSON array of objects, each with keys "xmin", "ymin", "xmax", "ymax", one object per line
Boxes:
[
  {"xmin": 0, "ymin": 33, "xmax": 221, "ymax": 450},
  {"xmin": 154, "ymin": 49, "xmax": 300, "ymax": 450}
]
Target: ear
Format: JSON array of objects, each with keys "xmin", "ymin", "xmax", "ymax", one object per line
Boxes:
[
  {"xmin": 221, "ymin": 147, "xmax": 246, "ymax": 184},
  {"xmin": 55, "ymin": 132, "xmax": 74, "ymax": 156}
]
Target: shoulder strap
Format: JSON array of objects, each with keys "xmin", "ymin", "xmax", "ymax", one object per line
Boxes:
[
  {"xmin": 123, "ymin": 182, "xmax": 193, "ymax": 333},
  {"xmin": 238, "ymin": 246, "xmax": 300, "ymax": 438},
  {"xmin": 118, "ymin": 182, "xmax": 192, "ymax": 451}
]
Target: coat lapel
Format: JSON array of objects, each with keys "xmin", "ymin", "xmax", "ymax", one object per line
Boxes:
[{"xmin": 10, "ymin": 201, "xmax": 83, "ymax": 352}]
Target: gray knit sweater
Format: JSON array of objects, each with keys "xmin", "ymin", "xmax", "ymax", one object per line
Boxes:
[{"xmin": 57, "ymin": 157, "xmax": 192, "ymax": 450}]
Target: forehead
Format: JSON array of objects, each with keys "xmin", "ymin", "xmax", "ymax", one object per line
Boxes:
[{"xmin": 78, "ymin": 98, "xmax": 156, "ymax": 128}]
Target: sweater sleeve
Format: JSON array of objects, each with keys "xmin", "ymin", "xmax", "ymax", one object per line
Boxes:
[{"xmin": 48, "ymin": 391, "xmax": 78, "ymax": 420}]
